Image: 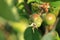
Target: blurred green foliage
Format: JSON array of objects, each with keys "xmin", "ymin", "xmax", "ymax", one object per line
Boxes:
[{"xmin": 0, "ymin": 0, "xmax": 60, "ymax": 40}]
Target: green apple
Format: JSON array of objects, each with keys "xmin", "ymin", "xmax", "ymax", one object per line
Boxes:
[
  {"xmin": 31, "ymin": 13, "xmax": 43, "ymax": 27},
  {"xmin": 45, "ymin": 13, "xmax": 56, "ymax": 25}
]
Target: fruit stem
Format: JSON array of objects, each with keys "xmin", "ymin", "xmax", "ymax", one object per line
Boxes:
[
  {"xmin": 45, "ymin": 25, "xmax": 53, "ymax": 34},
  {"xmin": 45, "ymin": 26, "xmax": 49, "ymax": 34},
  {"xmin": 24, "ymin": 1, "xmax": 32, "ymax": 15},
  {"xmin": 52, "ymin": 18, "xmax": 59, "ymax": 30}
]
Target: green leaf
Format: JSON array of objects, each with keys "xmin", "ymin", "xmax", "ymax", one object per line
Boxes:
[
  {"xmin": 52, "ymin": 7, "xmax": 60, "ymax": 17},
  {"xmin": 24, "ymin": 27, "xmax": 41, "ymax": 40},
  {"xmin": 56, "ymin": 32, "xmax": 60, "ymax": 40},
  {"xmin": 33, "ymin": 28, "xmax": 41, "ymax": 40},
  {"xmin": 35, "ymin": 0, "xmax": 42, "ymax": 4},
  {"xmin": 24, "ymin": 27, "xmax": 33, "ymax": 40},
  {"xmin": 50, "ymin": 1, "xmax": 60, "ymax": 17},
  {"xmin": 50, "ymin": 1, "xmax": 60, "ymax": 7},
  {"xmin": 0, "ymin": 0, "xmax": 19, "ymax": 21},
  {"xmin": 41, "ymin": 31, "xmax": 59, "ymax": 40}
]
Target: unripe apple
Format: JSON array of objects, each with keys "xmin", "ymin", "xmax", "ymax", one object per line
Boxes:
[
  {"xmin": 31, "ymin": 13, "xmax": 43, "ymax": 27},
  {"xmin": 45, "ymin": 13, "xmax": 56, "ymax": 25}
]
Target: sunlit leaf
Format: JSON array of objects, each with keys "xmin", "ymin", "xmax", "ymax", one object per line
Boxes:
[
  {"xmin": 9, "ymin": 17, "xmax": 29, "ymax": 33},
  {"xmin": 50, "ymin": 1, "xmax": 60, "ymax": 7}
]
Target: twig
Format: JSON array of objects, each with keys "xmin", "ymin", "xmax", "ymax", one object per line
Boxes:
[
  {"xmin": 24, "ymin": 2, "xmax": 32, "ymax": 15},
  {"xmin": 52, "ymin": 18, "xmax": 60, "ymax": 30},
  {"xmin": 45, "ymin": 26, "xmax": 49, "ymax": 34}
]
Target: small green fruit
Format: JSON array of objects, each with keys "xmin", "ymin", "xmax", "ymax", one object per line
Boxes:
[
  {"xmin": 31, "ymin": 14, "xmax": 43, "ymax": 27},
  {"xmin": 45, "ymin": 13, "xmax": 56, "ymax": 25}
]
